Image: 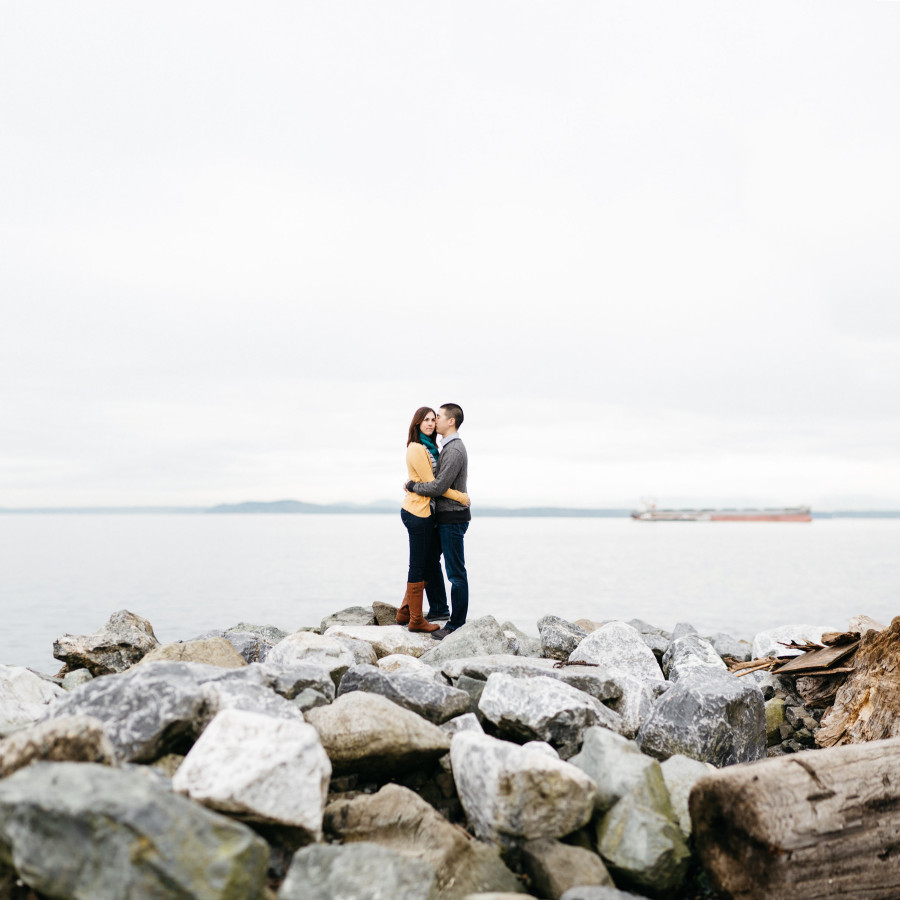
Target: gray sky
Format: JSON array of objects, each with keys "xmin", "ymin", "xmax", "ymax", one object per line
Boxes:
[{"xmin": 3, "ymin": 2, "xmax": 899, "ymax": 509}]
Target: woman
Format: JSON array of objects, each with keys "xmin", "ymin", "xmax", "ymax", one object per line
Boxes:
[{"xmin": 399, "ymin": 406, "xmax": 470, "ymax": 632}]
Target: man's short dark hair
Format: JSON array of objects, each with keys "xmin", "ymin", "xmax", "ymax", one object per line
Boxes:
[{"xmin": 440, "ymin": 403, "xmax": 464, "ymax": 428}]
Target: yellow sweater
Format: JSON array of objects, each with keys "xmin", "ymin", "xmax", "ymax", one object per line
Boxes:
[{"xmin": 402, "ymin": 443, "xmax": 470, "ymax": 517}]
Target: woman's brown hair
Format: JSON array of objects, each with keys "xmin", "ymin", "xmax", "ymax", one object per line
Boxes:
[{"xmin": 407, "ymin": 407, "xmax": 436, "ymax": 447}]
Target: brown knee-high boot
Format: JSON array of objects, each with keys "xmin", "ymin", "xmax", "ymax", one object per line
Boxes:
[
  {"xmin": 407, "ymin": 581, "xmax": 439, "ymax": 633},
  {"xmin": 396, "ymin": 583, "xmax": 412, "ymax": 625}
]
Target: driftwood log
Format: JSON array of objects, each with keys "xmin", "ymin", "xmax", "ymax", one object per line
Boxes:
[
  {"xmin": 690, "ymin": 737, "xmax": 900, "ymax": 900},
  {"xmin": 816, "ymin": 616, "xmax": 900, "ymax": 748}
]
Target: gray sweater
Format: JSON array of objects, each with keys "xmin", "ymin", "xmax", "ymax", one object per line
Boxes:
[{"xmin": 408, "ymin": 434, "xmax": 470, "ymax": 523}]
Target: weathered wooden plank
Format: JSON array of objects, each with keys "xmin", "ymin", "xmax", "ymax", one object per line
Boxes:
[
  {"xmin": 690, "ymin": 737, "xmax": 900, "ymax": 900},
  {"xmin": 774, "ymin": 641, "xmax": 858, "ymax": 674}
]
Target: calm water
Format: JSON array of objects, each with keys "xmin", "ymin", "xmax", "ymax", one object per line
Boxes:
[{"xmin": 2, "ymin": 515, "xmax": 898, "ymax": 672}]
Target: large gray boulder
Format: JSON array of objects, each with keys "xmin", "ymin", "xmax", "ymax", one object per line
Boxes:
[
  {"xmin": 478, "ymin": 673, "xmax": 618, "ymax": 756},
  {"xmin": 200, "ymin": 672, "xmax": 305, "ymax": 723},
  {"xmin": 596, "ymin": 792, "xmax": 690, "ymax": 897},
  {"xmin": 419, "ymin": 616, "xmax": 513, "ymax": 667},
  {"xmin": 323, "ymin": 784, "xmax": 524, "ymax": 900},
  {"xmin": 538, "ymin": 616, "xmax": 589, "ymax": 661},
  {"xmin": 266, "ymin": 632, "xmax": 357, "ymax": 685},
  {"xmin": 261, "ymin": 660, "xmax": 337, "ymax": 701},
  {"xmin": 603, "ymin": 672, "xmax": 655, "ymax": 740},
  {"xmin": 173, "ymin": 709, "xmax": 330, "ymax": 843},
  {"xmin": 306, "ymin": 692, "xmax": 449, "ymax": 777},
  {"xmin": 377, "ymin": 653, "xmax": 446, "ymax": 681},
  {"xmin": 569, "ymin": 726, "xmax": 671, "ymax": 815},
  {"xmin": 53, "ymin": 610, "xmax": 159, "ymax": 675},
  {"xmin": 43, "ymin": 661, "xmax": 211, "ymax": 762},
  {"xmin": 569, "ymin": 622, "xmax": 664, "ymax": 685},
  {"xmin": 0, "ymin": 715, "xmax": 114, "ymax": 779},
  {"xmin": 320, "ymin": 605, "xmax": 377, "ymax": 631},
  {"xmin": 338, "ymin": 664, "xmax": 470, "ymax": 724},
  {"xmin": 0, "ymin": 762, "xmax": 268, "ymax": 899},
  {"xmin": 450, "ymin": 731, "xmax": 596, "ymax": 846},
  {"xmin": 662, "ymin": 634, "xmax": 728, "ymax": 682},
  {"xmin": 636, "ymin": 669, "xmax": 766, "ymax": 766},
  {"xmin": 325, "ymin": 624, "xmax": 438, "ymax": 659},
  {"xmin": 279, "ymin": 842, "xmax": 438, "ymax": 900},
  {"xmin": 0, "ymin": 665, "xmax": 66, "ymax": 736},
  {"xmin": 521, "ymin": 839, "xmax": 614, "ymax": 899}
]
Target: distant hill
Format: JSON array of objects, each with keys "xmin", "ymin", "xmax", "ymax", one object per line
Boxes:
[{"xmin": 206, "ymin": 499, "xmax": 396, "ymax": 514}]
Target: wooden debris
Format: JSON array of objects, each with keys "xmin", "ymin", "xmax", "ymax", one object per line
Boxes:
[
  {"xmin": 816, "ymin": 617, "xmax": 900, "ymax": 748},
  {"xmin": 773, "ymin": 641, "xmax": 858, "ymax": 675},
  {"xmin": 691, "ymin": 736, "xmax": 900, "ymax": 900}
]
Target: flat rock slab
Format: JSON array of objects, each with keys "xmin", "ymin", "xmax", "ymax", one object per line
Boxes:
[
  {"xmin": 279, "ymin": 841, "xmax": 438, "ymax": 900},
  {"xmin": 442, "ymin": 655, "xmax": 560, "ymax": 682},
  {"xmin": 637, "ymin": 669, "xmax": 765, "ymax": 767},
  {"xmin": 0, "ymin": 715, "xmax": 114, "ymax": 779},
  {"xmin": 226, "ymin": 622, "xmax": 288, "ymax": 643},
  {"xmin": 377, "ymin": 653, "xmax": 445, "ymax": 680},
  {"xmin": 323, "ymin": 784, "xmax": 524, "ymax": 900},
  {"xmin": 0, "ymin": 762, "xmax": 268, "ymax": 900},
  {"xmin": 569, "ymin": 622, "xmax": 664, "ymax": 684},
  {"xmin": 419, "ymin": 616, "xmax": 513, "ymax": 667},
  {"xmin": 338, "ymin": 664, "xmax": 470, "ymax": 724},
  {"xmin": 478, "ymin": 673, "xmax": 610, "ymax": 754},
  {"xmin": 173, "ymin": 708, "xmax": 330, "ymax": 842},
  {"xmin": 560, "ymin": 889, "xmax": 647, "ymax": 900},
  {"xmin": 53, "ymin": 609, "xmax": 159, "ymax": 675},
  {"xmin": 0, "ymin": 666, "xmax": 66, "ymax": 736},
  {"xmin": 139, "ymin": 637, "xmax": 247, "ymax": 668},
  {"xmin": 306, "ymin": 691, "xmax": 450, "ymax": 777},
  {"xmin": 451, "ymin": 731, "xmax": 596, "ymax": 846},
  {"xmin": 325, "ymin": 624, "xmax": 437, "ymax": 659}
]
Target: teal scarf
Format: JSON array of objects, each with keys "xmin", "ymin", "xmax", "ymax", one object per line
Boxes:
[{"xmin": 419, "ymin": 432, "xmax": 439, "ymax": 462}]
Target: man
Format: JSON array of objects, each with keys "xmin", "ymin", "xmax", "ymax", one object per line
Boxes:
[{"xmin": 405, "ymin": 403, "xmax": 470, "ymax": 634}]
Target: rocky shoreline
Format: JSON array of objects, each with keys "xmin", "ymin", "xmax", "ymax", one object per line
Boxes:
[{"xmin": 0, "ymin": 608, "xmax": 844, "ymax": 899}]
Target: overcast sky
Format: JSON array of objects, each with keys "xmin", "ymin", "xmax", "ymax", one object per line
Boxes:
[{"xmin": 2, "ymin": 2, "xmax": 899, "ymax": 510}]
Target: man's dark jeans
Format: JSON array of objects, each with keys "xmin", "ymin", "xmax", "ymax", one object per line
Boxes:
[
  {"xmin": 424, "ymin": 527, "xmax": 450, "ymax": 618},
  {"xmin": 438, "ymin": 522, "xmax": 469, "ymax": 631}
]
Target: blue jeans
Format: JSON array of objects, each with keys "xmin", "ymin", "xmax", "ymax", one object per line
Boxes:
[
  {"xmin": 400, "ymin": 509, "xmax": 433, "ymax": 583},
  {"xmin": 423, "ymin": 527, "xmax": 450, "ymax": 617},
  {"xmin": 438, "ymin": 522, "xmax": 469, "ymax": 630}
]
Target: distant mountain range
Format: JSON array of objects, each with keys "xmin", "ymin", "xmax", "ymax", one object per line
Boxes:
[{"xmin": 1, "ymin": 500, "xmax": 899, "ymax": 517}]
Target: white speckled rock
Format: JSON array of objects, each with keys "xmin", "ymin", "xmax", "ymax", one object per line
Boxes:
[
  {"xmin": 662, "ymin": 635, "xmax": 728, "ymax": 682},
  {"xmin": 450, "ymin": 732, "xmax": 596, "ymax": 846},
  {"xmin": 173, "ymin": 709, "xmax": 330, "ymax": 841},
  {"xmin": 569, "ymin": 623, "xmax": 664, "ymax": 684},
  {"xmin": 0, "ymin": 715, "xmax": 115, "ymax": 779},
  {"xmin": 0, "ymin": 666, "xmax": 66, "ymax": 737},
  {"xmin": 478, "ymin": 673, "xmax": 614, "ymax": 755},
  {"xmin": 377, "ymin": 654, "xmax": 445, "ymax": 681},
  {"xmin": 53, "ymin": 610, "xmax": 160, "ymax": 676},
  {"xmin": 419, "ymin": 617, "xmax": 513, "ymax": 667},
  {"xmin": 266, "ymin": 633, "xmax": 357, "ymax": 685},
  {"xmin": 324, "ymin": 625, "xmax": 437, "ymax": 659}
]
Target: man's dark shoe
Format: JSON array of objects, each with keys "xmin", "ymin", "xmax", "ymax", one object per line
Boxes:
[
  {"xmin": 426, "ymin": 610, "xmax": 450, "ymax": 622},
  {"xmin": 430, "ymin": 627, "xmax": 452, "ymax": 641}
]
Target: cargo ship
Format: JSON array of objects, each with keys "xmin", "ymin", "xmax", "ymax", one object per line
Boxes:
[{"xmin": 631, "ymin": 503, "xmax": 812, "ymax": 522}]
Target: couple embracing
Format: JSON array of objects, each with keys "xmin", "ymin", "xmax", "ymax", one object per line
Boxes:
[{"xmin": 398, "ymin": 403, "xmax": 470, "ymax": 641}]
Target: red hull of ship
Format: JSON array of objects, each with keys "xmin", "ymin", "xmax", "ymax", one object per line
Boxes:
[{"xmin": 708, "ymin": 513, "xmax": 812, "ymax": 522}]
